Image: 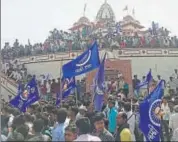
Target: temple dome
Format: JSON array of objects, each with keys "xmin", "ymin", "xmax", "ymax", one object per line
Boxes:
[
  {"xmin": 123, "ymin": 15, "xmax": 134, "ymax": 21},
  {"xmin": 96, "ymin": 1, "xmax": 115, "ymax": 22},
  {"xmin": 77, "ymin": 16, "xmax": 90, "ymax": 25}
]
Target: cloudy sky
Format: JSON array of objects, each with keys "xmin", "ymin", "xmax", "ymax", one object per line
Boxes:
[{"xmin": 2, "ymin": 0, "xmax": 178, "ymax": 46}]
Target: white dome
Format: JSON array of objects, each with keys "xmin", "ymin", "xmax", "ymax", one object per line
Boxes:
[
  {"xmin": 77, "ymin": 16, "xmax": 90, "ymax": 25},
  {"xmin": 96, "ymin": 1, "xmax": 115, "ymax": 22}
]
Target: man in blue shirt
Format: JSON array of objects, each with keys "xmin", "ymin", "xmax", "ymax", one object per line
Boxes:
[
  {"xmin": 107, "ymin": 100, "xmax": 118, "ymax": 134},
  {"xmin": 52, "ymin": 108, "xmax": 68, "ymax": 141}
]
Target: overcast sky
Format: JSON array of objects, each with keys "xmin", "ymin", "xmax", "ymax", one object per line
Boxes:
[{"xmin": 2, "ymin": 0, "xmax": 178, "ymax": 46}]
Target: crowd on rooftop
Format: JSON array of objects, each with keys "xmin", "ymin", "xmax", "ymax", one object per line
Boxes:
[{"xmin": 2, "ymin": 22, "xmax": 178, "ymax": 62}]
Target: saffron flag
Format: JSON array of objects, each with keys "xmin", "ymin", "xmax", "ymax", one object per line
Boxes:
[
  {"xmin": 10, "ymin": 77, "xmax": 40, "ymax": 112},
  {"xmin": 93, "ymin": 53, "xmax": 106, "ymax": 112},
  {"xmin": 62, "ymin": 41, "xmax": 100, "ymax": 78},
  {"xmin": 56, "ymin": 77, "xmax": 76, "ymax": 106},
  {"xmin": 139, "ymin": 80, "xmax": 164, "ymax": 141}
]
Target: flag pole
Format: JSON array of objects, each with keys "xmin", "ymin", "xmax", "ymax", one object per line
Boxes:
[
  {"xmin": 147, "ymin": 68, "xmax": 152, "ymax": 95},
  {"xmin": 59, "ymin": 58, "xmax": 63, "ymax": 107},
  {"xmin": 127, "ymin": 8, "xmax": 129, "ymax": 15},
  {"xmin": 75, "ymin": 84, "xmax": 78, "ymax": 107},
  {"xmin": 147, "ymin": 84, "xmax": 149, "ymax": 95}
]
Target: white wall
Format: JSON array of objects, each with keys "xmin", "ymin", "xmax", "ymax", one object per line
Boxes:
[
  {"xmin": 1, "ymin": 87, "xmax": 12, "ymax": 101},
  {"xmin": 25, "ymin": 56, "xmax": 178, "ymax": 81},
  {"xmin": 120, "ymin": 57, "xmax": 178, "ymax": 81},
  {"xmin": 25, "ymin": 60, "xmax": 85, "ymax": 80}
]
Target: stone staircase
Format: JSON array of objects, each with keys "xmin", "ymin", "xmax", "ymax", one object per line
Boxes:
[{"xmin": 1, "ymin": 73, "xmax": 17, "ymax": 101}]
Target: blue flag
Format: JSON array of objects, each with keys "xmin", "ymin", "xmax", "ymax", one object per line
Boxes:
[
  {"xmin": 139, "ymin": 80, "xmax": 164, "ymax": 141},
  {"xmin": 136, "ymin": 69, "xmax": 152, "ymax": 89},
  {"xmin": 10, "ymin": 77, "xmax": 40, "ymax": 112},
  {"xmin": 56, "ymin": 77, "xmax": 76, "ymax": 106},
  {"xmin": 93, "ymin": 53, "xmax": 106, "ymax": 112},
  {"xmin": 62, "ymin": 41, "xmax": 100, "ymax": 78}
]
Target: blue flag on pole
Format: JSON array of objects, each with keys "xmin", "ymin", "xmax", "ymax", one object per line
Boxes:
[
  {"xmin": 56, "ymin": 77, "xmax": 76, "ymax": 106},
  {"xmin": 139, "ymin": 80, "xmax": 164, "ymax": 141},
  {"xmin": 10, "ymin": 77, "xmax": 40, "ymax": 112},
  {"xmin": 62, "ymin": 41, "xmax": 100, "ymax": 78},
  {"xmin": 93, "ymin": 53, "xmax": 106, "ymax": 112},
  {"xmin": 136, "ymin": 69, "xmax": 152, "ymax": 89}
]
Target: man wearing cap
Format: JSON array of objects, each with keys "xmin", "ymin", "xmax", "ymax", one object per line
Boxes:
[
  {"xmin": 76, "ymin": 105, "xmax": 87, "ymax": 121},
  {"xmin": 169, "ymin": 105, "xmax": 178, "ymax": 137},
  {"xmin": 92, "ymin": 112, "xmax": 114, "ymax": 141},
  {"xmin": 74, "ymin": 117, "xmax": 101, "ymax": 141}
]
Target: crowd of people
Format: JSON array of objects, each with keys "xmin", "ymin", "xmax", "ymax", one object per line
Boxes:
[
  {"xmin": 1, "ymin": 86, "xmax": 178, "ymax": 141},
  {"xmin": 132, "ymin": 69, "xmax": 178, "ymax": 99},
  {"xmin": 2, "ymin": 62, "xmax": 28, "ymax": 83},
  {"xmin": 1, "ymin": 30, "xmax": 178, "ymax": 141},
  {"xmin": 1, "ymin": 58, "xmax": 178, "ymax": 141},
  {"xmin": 2, "ymin": 25, "xmax": 178, "ymax": 62}
]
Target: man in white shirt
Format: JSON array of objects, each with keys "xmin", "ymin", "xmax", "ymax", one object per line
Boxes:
[
  {"xmin": 74, "ymin": 117, "xmax": 101, "ymax": 141},
  {"xmin": 172, "ymin": 69, "xmax": 178, "ymax": 79},
  {"xmin": 161, "ymin": 97, "xmax": 170, "ymax": 141},
  {"xmin": 16, "ymin": 72, "xmax": 22, "ymax": 82},
  {"xmin": 76, "ymin": 105, "xmax": 87, "ymax": 121},
  {"xmin": 1, "ymin": 134, "xmax": 7, "ymax": 141},
  {"xmin": 3, "ymin": 63, "xmax": 9, "ymax": 74},
  {"xmin": 124, "ymin": 102, "xmax": 135, "ymax": 141},
  {"xmin": 40, "ymin": 75, "xmax": 46, "ymax": 86},
  {"xmin": 172, "ymin": 128, "xmax": 178, "ymax": 141},
  {"xmin": 9, "ymin": 70, "xmax": 17, "ymax": 80},
  {"xmin": 157, "ymin": 75, "xmax": 166, "ymax": 89},
  {"xmin": 21, "ymin": 69, "xmax": 25, "ymax": 79},
  {"xmin": 169, "ymin": 105, "xmax": 178, "ymax": 136},
  {"xmin": 174, "ymin": 77, "xmax": 178, "ymax": 90},
  {"xmin": 168, "ymin": 77, "xmax": 177, "ymax": 93},
  {"xmin": 46, "ymin": 80, "xmax": 51, "ymax": 101},
  {"xmin": 140, "ymin": 76, "xmax": 147, "ymax": 97}
]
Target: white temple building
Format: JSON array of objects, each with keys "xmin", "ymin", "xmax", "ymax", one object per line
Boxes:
[{"xmin": 69, "ymin": 0, "xmax": 146, "ymax": 37}]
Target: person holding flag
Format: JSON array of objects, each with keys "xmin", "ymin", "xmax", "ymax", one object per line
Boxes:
[
  {"xmin": 139, "ymin": 80, "xmax": 164, "ymax": 141},
  {"xmin": 9, "ymin": 77, "xmax": 40, "ymax": 112},
  {"xmin": 136, "ymin": 69, "xmax": 152, "ymax": 98},
  {"xmin": 56, "ymin": 77, "xmax": 76, "ymax": 106},
  {"xmin": 62, "ymin": 41, "xmax": 100, "ymax": 78}
]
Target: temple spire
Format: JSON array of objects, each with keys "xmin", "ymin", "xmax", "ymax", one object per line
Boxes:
[
  {"xmin": 132, "ymin": 8, "xmax": 135, "ymax": 17},
  {"xmin": 105, "ymin": 0, "xmax": 107, "ymax": 3},
  {"xmin": 83, "ymin": 3, "xmax": 87, "ymax": 16}
]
